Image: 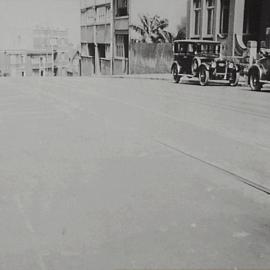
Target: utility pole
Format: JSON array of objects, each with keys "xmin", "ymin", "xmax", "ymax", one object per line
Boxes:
[
  {"xmin": 50, "ymin": 38, "xmax": 57, "ymax": 76},
  {"xmin": 51, "ymin": 48, "xmax": 54, "ymax": 76},
  {"xmin": 110, "ymin": 0, "xmax": 114, "ymax": 75},
  {"xmin": 50, "ymin": 39, "xmax": 54, "ymax": 76}
]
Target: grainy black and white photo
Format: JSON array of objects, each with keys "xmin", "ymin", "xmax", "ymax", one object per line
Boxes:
[{"xmin": 0, "ymin": 0, "xmax": 270, "ymax": 269}]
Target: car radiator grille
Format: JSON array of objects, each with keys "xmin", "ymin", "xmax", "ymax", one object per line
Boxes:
[{"xmin": 216, "ymin": 66, "xmax": 226, "ymax": 74}]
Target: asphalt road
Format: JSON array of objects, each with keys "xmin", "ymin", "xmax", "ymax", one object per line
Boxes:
[{"xmin": 0, "ymin": 76, "xmax": 270, "ymax": 270}]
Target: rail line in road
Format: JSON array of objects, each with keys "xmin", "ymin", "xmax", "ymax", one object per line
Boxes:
[
  {"xmin": 52, "ymin": 79, "xmax": 270, "ymax": 196},
  {"xmin": 8, "ymin": 78, "xmax": 270, "ymax": 195},
  {"xmin": 156, "ymin": 140, "xmax": 270, "ymax": 195}
]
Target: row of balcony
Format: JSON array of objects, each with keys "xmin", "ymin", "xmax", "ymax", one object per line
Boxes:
[{"xmin": 81, "ymin": 0, "xmax": 111, "ymax": 10}]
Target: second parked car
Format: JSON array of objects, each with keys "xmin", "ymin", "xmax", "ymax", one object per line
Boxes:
[
  {"xmin": 171, "ymin": 40, "xmax": 240, "ymax": 86},
  {"xmin": 248, "ymin": 48, "xmax": 270, "ymax": 91}
]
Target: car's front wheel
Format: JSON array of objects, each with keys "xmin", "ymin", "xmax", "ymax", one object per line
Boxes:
[
  {"xmin": 199, "ymin": 67, "xmax": 209, "ymax": 86},
  {"xmin": 172, "ymin": 65, "xmax": 181, "ymax": 84},
  {"xmin": 229, "ymin": 70, "xmax": 240, "ymax": 87},
  {"xmin": 250, "ymin": 71, "xmax": 262, "ymax": 91}
]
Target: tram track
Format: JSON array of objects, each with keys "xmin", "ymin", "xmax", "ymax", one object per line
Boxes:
[{"xmin": 156, "ymin": 140, "xmax": 270, "ymax": 195}]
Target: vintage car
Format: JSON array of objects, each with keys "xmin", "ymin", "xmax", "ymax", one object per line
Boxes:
[
  {"xmin": 171, "ymin": 40, "xmax": 240, "ymax": 86},
  {"xmin": 248, "ymin": 49, "xmax": 270, "ymax": 91}
]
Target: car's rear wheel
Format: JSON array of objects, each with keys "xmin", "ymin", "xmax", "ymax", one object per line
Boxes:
[
  {"xmin": 250, "ymin": 71, "xmax": 262, "ymax": 91},
  {"xmin": 172, "ymin": 65, "xmax": 181, "ymax": 83},
  {"xmin": 199, "ymin": 67, "xmax": 209, "ymax": 86},
  {"xmin": 229, "ymin": 70, "xmax": 240, "ymax": 87}
]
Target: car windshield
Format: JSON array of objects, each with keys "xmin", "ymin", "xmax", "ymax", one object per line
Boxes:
[
  {"xmin": 178, "ymin": 43, "xmax": 194, "ymax": 53},
  {"xmin": 174, "ymin": 42, "xmax": 220, "ymax": 55},
  {"xmin": 200, "ymin": 44, "xmax": 220, "ymax": 54}
]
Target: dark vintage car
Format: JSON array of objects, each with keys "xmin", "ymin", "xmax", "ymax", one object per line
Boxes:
[
  {"xmin": 171, "ymin": 40, "xmax": 240, "ymax": 86},
  {"xmin": 248, "ymin": 49, "xmax": 270, "ymax": 91}
]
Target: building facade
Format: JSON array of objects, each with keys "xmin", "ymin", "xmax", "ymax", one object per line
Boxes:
[
  {"xmin": 80, "ymin": 0, "xmax": 129, "ymax": 75},
  {"xmin": 80, "ymin": 0, "xmax": 184, "ymax": 75},
  {"xmin": 33, "ymin": 26, "xmax": 71, "ymax": 51},
  {"xmin": 187, "ymin": 0, "xmax": 270, "ymax": 56},
  {"xmin": 0, "ymin": 26, "xmax": 79, "ymax": 77},
  {"xmin": 0, "ymin": 49, "xmax": 76, "ymax": 77},
  {"xmin": 0, "ymin": 50, "xmax": 55, "ymax": 77}
]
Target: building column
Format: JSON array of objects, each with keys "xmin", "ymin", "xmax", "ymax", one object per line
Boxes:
[
  {"xmin": 214, "ymin": 0, "xmax": 221, "ymax": 41},
  {"xmin": 227, "ymin": 0, "xmax": 246, "ymax": 56},
  {"xmin": 127, "ymin": 0, "xmax": 131, "ymax": 74},
  {"xmin": 186, "ymin": 0, "xmax": 192, "ymax": 39},
  {"xmin": 200, "ymin": 0, "xmax": 206, "ymax": 38},
  {"xmin": 94, "ymin": 24, "xmax": 100, "ymax": 75},
  {"xmin": 110, "ymin": 0, "xmax": 114, "ymax": 75}
]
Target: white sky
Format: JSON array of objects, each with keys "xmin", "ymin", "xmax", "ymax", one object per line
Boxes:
[
  {"xmin": 0, "ymin": 0, "xmax": 186, "ymax": 50},
  {"xmin": 132, "ymin": 0, "xmax": 187, "ymax": 33}
]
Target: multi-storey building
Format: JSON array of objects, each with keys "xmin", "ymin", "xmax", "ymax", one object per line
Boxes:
[
  {"xmin": 32, "ymin": 26, "xmax": 77, "ymax": 76},
  {"xmin": 0, "ymin": 49, "xmax": 82, "ymax": 77},
  {"xmin": 187, "ymin": 0, "xmax": 270, "ymax": 56},
  {"xmin": 80, "ymin": 0, "xmax": 129, "ymax": 75},
  {"xmin": 33, "ymin": 26, "xmax": 70, "ymax": 51},
  {"xmin": 80, "ymin": 0, "xmax": 185, "ymax": 75},
  {"xmin": 0, "ymin": 50, "xmax": 57, "ymax": 77}
]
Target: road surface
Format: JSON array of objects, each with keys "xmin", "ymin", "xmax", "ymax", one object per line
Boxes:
[{"xmin": 0, "ymin": 77, "xmax": 270, "ymax": 269}]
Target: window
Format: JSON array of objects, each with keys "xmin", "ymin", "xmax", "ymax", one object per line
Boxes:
[
  {"xmin": 81, "ymin": 12, "xmax": 86, "ymax": 25},
  {"xmin": 21, "ymin": 55, "xmax": 26, "ymax": 64},
  {"xmin": 87, "ymin": 8, "xmax": 95, "ymax": 25},
  {"xmin": 106, "ymin": 6, "xmax": 111, "ymax": 21},
  {"xmin": 116, "ymin": 0, "xmax": 128, "ymax": 17},
  {"xmin": 115, "ymin": 35, "xmax": 128, "ymax": 58},
  {"xmin": 96, "ymin": 6, "xmax": 106, "ymax": 23},
  {"xmin": 81, "ymin": 44, "xmax": 88, "ymax": 56},
  {"xmin": 98, "ymin": 44, "xmax": 106, "ymax": 58},
  {"xmin": 243, "ymin": 0, "xmax": 261, "ymax": 36},
  {"xmin": 88, "ymin": 43, "xmax": 95, "ymax": 57},
  {"xmin": 32, "ymin": 56, "xmax": 40, "ymax": 65},
  {"xmin": 10, "ymin": 55, "xmax": 17, "ymax": 65},
  {"xmin": 193, "ymin": 0, "xmax": 201, "ymax": 36},
  {"xmin": 98, "ymin": 44, "xmax": 111, "ymax": 58},
  {"xmin": 174, "ymin": 43, "xmax": 180, "ymax": 53},
  {"xmin": 220, "ymin": 0, "xmax": 229, "ymax": 34},
  {"xmin": 206, "ymin": 0, "xmax": 215, "ymax": 35}
]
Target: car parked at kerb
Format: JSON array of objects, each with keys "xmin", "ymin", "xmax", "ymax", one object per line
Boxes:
[
  {"xmin": 248, "ymin": 49, "xmax": 270, "ymax": 91},
  {"xmin": 171, "ymin": 40, "xmax": 240, "ymax": 86}
]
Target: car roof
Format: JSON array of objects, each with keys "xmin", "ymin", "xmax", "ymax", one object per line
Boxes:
[{"xmin": 174, "ymin": 39, "xmax": 220, "ymax": 45}]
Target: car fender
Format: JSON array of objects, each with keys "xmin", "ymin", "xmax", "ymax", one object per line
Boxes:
[
  {"xmin": 199, "ymin": 63, "xmax": 210, "ymax": 71},
  {"xmin": 171, "ymin": 61, "xmax": 181, "ymax": 73},
  {"xmin": 193, "ymin": 57, "xmax": 202, "ymax": 66},
  {"xmin": 248, "ymin": 64, "xmax": 263, "ymax": 84},
  {"xmin": 228, "ymin": 63, "xmax": 240, "ymax": 73}
]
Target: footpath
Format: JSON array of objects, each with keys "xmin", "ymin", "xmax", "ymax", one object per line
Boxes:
[
  {"xmin": 100, "ymin": 73, "xmax": 172, "ymax": 81},
  {"xmin": 101, "ymin": 73, "xmax": 247, "ymax": 86}
]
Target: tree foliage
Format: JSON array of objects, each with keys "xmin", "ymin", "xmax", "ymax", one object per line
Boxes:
[
  {"xmin": 175, "ymin": 17, "xmax": 187, "ymax": 40},
  {"xmin": 131, "ymin": 15, "xmax": 173, "ymax": 43}
]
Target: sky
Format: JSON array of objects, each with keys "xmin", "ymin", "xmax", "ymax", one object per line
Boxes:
[
  {"xmin": 0, "ymin": 0, "xmax": 186, "ymax": 50},
  {"xmin": 132, "ymin": 0, "xmax": 187, "ymax": 33}
]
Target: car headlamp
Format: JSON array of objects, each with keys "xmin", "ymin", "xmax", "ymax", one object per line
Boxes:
[
  {"xmin": 229, "ymin": 63, "xmax": 234, "ymax": 69},
  {"xmin": 211, "ymin": 62, "xmax": 217, "ymax": 68}
]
